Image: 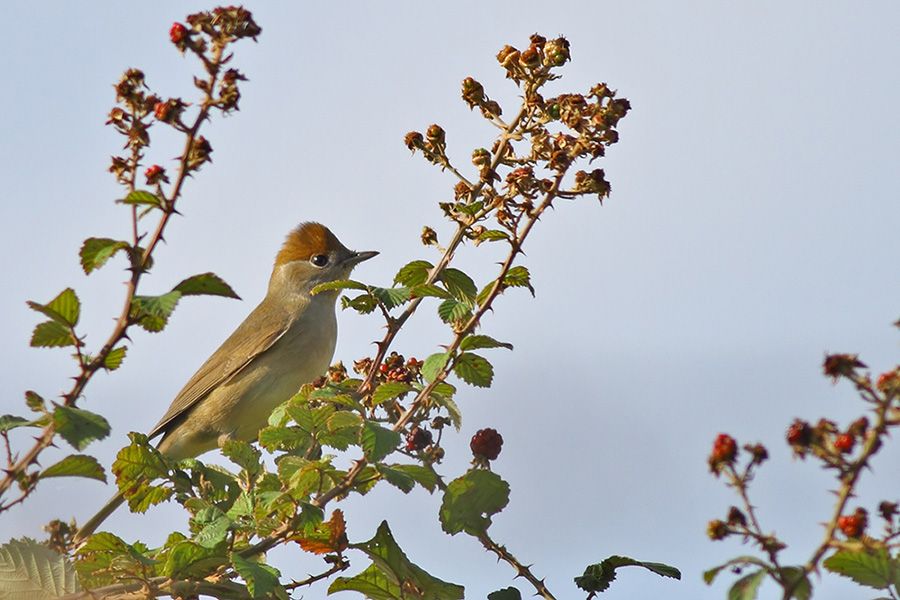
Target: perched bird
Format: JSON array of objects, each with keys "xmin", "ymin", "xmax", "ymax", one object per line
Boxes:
[{"xmin": 74, "ymin": 222, "xmax": 377, "ymax": 542}]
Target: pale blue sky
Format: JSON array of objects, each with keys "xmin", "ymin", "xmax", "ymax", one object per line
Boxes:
[{"xmin": 2, "ymin": 2, "xmax": 898, "ymax": 599}]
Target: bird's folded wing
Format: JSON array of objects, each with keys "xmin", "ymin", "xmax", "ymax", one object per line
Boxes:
[{"xmin": 147, "ymin": 300, "xmax": 294, "ymax": 439}]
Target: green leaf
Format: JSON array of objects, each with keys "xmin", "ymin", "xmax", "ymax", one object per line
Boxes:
[
  {"xmin": 389, "ymin": 464, "xmax": 438, "ymax": 493},
  {"xmin": 193, "ymin": 511, "xmax": 232, "ymax": 549},
  {"xmin": 130, "ymin": 291, "xmax": 182, "ymax": 333},
  {"xmin": 394, "ymin": 260, "xmax": 434, "ymax": 287},
  {"xmin": 173, "ymin": 272, "xmax": 241, "ymax": 299},
  {"xmin": 27, "ymin": 288, "xmax": 81, "ymax": 326},
  {"xmin": 575, "ymin": 556, "xmax": 681, "ymax": 594},
  {"xmin": 103, "ymin": 346, "xmax": 128, "ymax": 371},
  {"xmin": 53, "ymin": 406, "xmax": 110, "ymax": 450},
  {"xmin": 231, "ymin": 553, "xmax": 281, "ymax": 599},
  {"xmin": 120, "ymin": 189, "xmax": 163, "ymax": 208},
  {"xmin": 778, "ymin": 566, "xmax": 812, "ymax": 600},
  {"xmin": 477, "ymin": 229, "xmax": 510, "ymax": 243},
  {"xmin": 440, "ymin": 470, "xmax": 510, "ymax": 535},
  {"xmin": 440, "ymin": 268, "xmax": 477, "ymax": 301},
  {"xmin": 30, "ymin": 321, "xmax": 75, "ymax": 348},
  {"xmin": 0, "ymin": 538, "xmax": 80, "ymax": 597},
  {"xmin": 360, "ymin": 422, "xmax": 401, "ymax": 463},
  {"xmin": 39, "ymin": 454, "xmax": 106, "ymax": 482},
  {"xmin": 454, "ymin": 353, "xmax": 494, "ymax": 387},
  {"xmin": 0, "ymin": 415, "xmax": 31, "ymax": 432},
  {"xmin": 728, "ymin": 569, "xmax": 767, "ymax": 600},
  {"xmin": 112, "ymin": 433, "xmax": 172, "ymax": 512},
  {"xmin": 421, "ymin": 352, "xmax": 451, "ymax": 383},
  {"xmin": 503, "ymin": 265, "xmax": 534, "ymax": 295},
  {"xmin": 370, "ymin": 286, "xmax": 411, "ymax": 310},
  {"xmin": 74, "ymin": 532, "xmax": 151, "ymax": 589},
  {"xmin": 341, "ymin": 293, "xmax": 378, "ymax": 314},
  {"xmin": 371, "ymin": 382, "xmax": 413, "ymax": 406},
  {"xmin": 80, "ymin": 238, "xmax": 131, "ymax": 275},
  {"xmin": 823, "ymin": 549, "xmax": 898, "ymax": 590},
  {"xmin": 460, "ymin": 334, "xmax": 513, "ymax": 351},
  {"xmin": 409, "ymin": 283, "xmax": 452, "ymax": 299},
  {"xmin": 25, "ymin": 391, "xmax": 45, "ymax": 413},
  {"xmin": 331, "ymin": 521, "xmax": 464, "ymax": 599},
  {"xmin": 437, "ymin": 298, "xmax": 472, "ymax": 324},
  {"xmin": 312, "ymin": 279, "xmax": 368, "ymax": 295},
  {"xmin": 221, "ymin": 440, "xmax": 262, "ymax": 482},
  {"xmin": 375, "ymin": 465, "xmax": 415, "ymax": 493},
  {"xmin": 161, "ymin": 540, "xmax": 226, "ymax": 578},
  {"xmin": 488, "ymin": 588, "xmax": 522, "ymax": 600}
]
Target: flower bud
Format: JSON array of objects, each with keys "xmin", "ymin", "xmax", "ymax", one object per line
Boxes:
[{"xmin": 144, "ymin": 164, "xmax": 169, "ymax": 185}]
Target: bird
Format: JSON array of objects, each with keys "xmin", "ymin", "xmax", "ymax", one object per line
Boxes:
[{"xmin": 74, "ymin": 222, "xmax": 377, "ymax": 543}]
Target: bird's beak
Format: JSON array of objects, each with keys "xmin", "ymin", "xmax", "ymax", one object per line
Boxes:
[{"xmin": 343, "ymin": 250, "xmax": 379, "ymax": 266}]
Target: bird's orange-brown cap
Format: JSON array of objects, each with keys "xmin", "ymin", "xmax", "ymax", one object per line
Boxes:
[{"xmin": 274, "ymin": 222, "xmax": 344, "ymax": 266}]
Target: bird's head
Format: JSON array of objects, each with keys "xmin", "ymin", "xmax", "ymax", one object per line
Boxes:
[{"xmin": 269, "ymin": 222, "xmax": 377, "ymax": 296}]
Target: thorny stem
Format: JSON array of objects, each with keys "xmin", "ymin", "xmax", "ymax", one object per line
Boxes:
[
  {"xmin": 0, "ymin": 43, "xmax": 229, "ymax": 510},
  {"xmin": 479, "ymin": 531, "xmax": 557, "ymax": 600},
  {"xmin": 782, "ymin": 378, "xmax": 895, "ymax": 599}
]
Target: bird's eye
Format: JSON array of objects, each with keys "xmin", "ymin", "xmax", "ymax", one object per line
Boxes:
[{"xmin": 310, "ymin": 254, "xmax": 329, "ymax": 267}]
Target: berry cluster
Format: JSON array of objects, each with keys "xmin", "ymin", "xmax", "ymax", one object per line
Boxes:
[
  {"xmin": 353, "ymin": 352, "xmax": 423, "ymax": 386},
  {"xmin": 470, "ymin": 428, "xmax": 503, "ymax": 465}
]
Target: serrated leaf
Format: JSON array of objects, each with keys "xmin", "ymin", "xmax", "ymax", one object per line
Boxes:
[
  {"xmin": 376, "ymin": 465, "xmax": 416, "ymax": 493},
  {"xmin": 440, "ymin": 268, "xmax": 477, "ymax": 301},
  {"xmin": 460, "ymin": 334, "xmax": 513, "ymax": 351},
  {"xmin": 575, "ymin": 556, "xmax": 681, "ymax": 594},
  {"xmin": 173, "ymin": 272, "xmax": 241, "ymax": 299},
  {"xmin": 409, "ymin": 283, "xmax": 452, "ymax": 299},
  {"xmin": 454, "ymin": 353, "xmax": 494, "ymax": 387},
  {"xmin": 103, "ymin": 346, "xmax": 128, "ymax": 371},
  {"xmin": 371, "ymin": 286, "xmax": 411, "ymax": 310},
  {"xmin": 80, "ymin": 238, "xmax": 130, "ymax": 275},
  {"xmin": 421, "ymin": 352, "xmax": 451, "ymax": 383},
  {"xmin": 503, "ymin": 265, "xmax": 534, "ymax": 295},
  {"xmin": 39, "ymin": 454, "xmax": 106, "ymax": 482},
  {"xmin": 393, "ymin": 260, "xmax": 434, "ymax": 287},
  {"xmin": 440, "ymin": 470, "xmax": 509, "ymax": 536},
  {"xmin": 389, "ymin": 464, "xmax": 438, "ymax": 493},
  {"xmin": 112, "ymin": 433, "xmax": 172, "ymax": 512},
  {"xmin": 30, "ymin": 321, "xmax": 75, "ymax": 348},
  {"xmin": 27, "ymin": 288, "xmax": 81, "ymax": 327},
  {"xmin": 341, "ymin": 293, "xmax": 378, "ymax": 314},
  {"xmin": 161, "ymin": 540, "xmax": 225, "ymax": 578},
  {"xmin": 0, "ymin": 415, "xmax": 31, "ymax": 432},
  {"xmin": 360, "ymin": 422, "xmax": 400, "ymax": 463},
  {"xmin": 823, "ymin": 549, "xmax": 898, "ymax": 590},
  {"xmin": 371, "ymin": 382, "xmax": 413, "ymax": 406},
  {"xmin": 0, "ymin": 538, "xmax": 80, "ymax": 598},
  {"xmin": 231, "ymin": 553, "xmax": 281, "ymax": 599},
  {"xmin": 130, "ymin": 291, "xmax": 182, "ymax": 333},
  {"xmin": 120, "ymin": 189, "xmax": 162, "ymax": 207},
  {"xmin": 333, "ymin": 521, "xmax": 464, "ymax": 599},
  {"xmin": 437, "ymin": 298, "xmax": 472, "ymax": 324},
  {"xmin": 477, "ymin": 229, "xmax": 510, "ymax": 243},
  {"xmin": 221, "ymin": 439, "xmax": 262, "ymax": 482},
  {"xmin": 295, "ymin": 509, "xmax": 348, "ymax": 555},
  {"xmin": 194, "ymin": 513, "xmax": 232, "ymax": 549},
  {"xmin": 53, "ymin": 406, "xmax": 110, "ymax": 451},
  {"xmin": 312, "ymin": 279, "xmax": 368, "ymax": 295}
]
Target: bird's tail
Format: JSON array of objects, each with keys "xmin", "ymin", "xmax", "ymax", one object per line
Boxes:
[{"xmin": 73, "ymin": 490, "xmax": 125, "ymax": 545}]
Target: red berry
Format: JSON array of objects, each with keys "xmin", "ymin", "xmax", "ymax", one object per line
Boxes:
[
  {"xmin": 154, "ymin": 101, "xmax": 170, "ymax": 121},
  {"xmin": 170, "ymin": 23, "xmax": 187, "ymax": 44},
  {"xmin": 837, "ymin": 509, "xmax": 868, "ymax": 538},
  {"xmin": 834, "ymin": 433, "xmax": 855, "ymax": 454},
  {"xmin": 786, "ymin": 420, "xmax": 811, "ymax": 446},
  {"xmin": 711, "ymin": 434, "xmax": 737, "ymax": 463},
  {"xmin": 144, "ymin": 164, "xmax": 167, "ymax": 185},
  {"xmin": 470, "ymin": 428, "xmax": 503, "ymax": 461}
]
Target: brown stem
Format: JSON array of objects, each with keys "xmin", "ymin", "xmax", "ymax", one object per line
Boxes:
[
  {"xmin": 479, "ymin": 531, "xmax": 557, "ymax": 600},
  {"xmin": 0, "ymin": 43, "xmax": 229, "ymax": 509}
]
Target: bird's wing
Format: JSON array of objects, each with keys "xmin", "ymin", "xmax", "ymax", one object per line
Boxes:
[{"xmin": 147, "ymin": 298, "xmax": 294, "ymax": 440}]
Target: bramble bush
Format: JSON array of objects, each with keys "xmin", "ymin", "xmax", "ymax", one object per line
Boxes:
[{"xmin": 0, "ymin": 7, "xmax": 681, "ymax": 599}]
